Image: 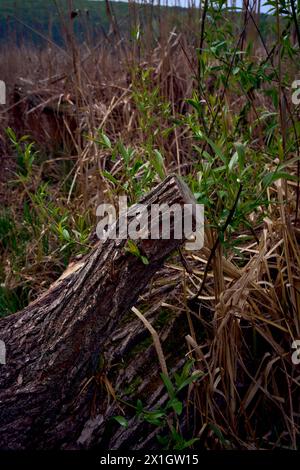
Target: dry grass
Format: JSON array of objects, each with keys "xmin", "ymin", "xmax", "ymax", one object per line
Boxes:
[{"xmin": 0, "ymin": 0, "xmax": 300, "ymax": 449}]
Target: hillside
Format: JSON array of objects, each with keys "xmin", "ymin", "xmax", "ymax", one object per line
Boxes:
[{"xmin": 0, "ymin": 0, "xmax": 130, "ymax": 44}]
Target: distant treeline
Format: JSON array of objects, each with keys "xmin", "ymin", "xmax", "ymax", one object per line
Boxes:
[{"xmin": 0, "ymin": 0, "xmax": 275, "ymax": 47}]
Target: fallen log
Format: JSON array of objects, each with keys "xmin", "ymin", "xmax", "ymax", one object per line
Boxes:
[{"xmin": 0, "ymin": 174, "xmax": 197, "ymax": 449}]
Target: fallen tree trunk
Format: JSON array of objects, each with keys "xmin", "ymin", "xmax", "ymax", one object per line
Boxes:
[{"xmin": 0, "ymin": 174, "xmax": 196, "ymax": 449}]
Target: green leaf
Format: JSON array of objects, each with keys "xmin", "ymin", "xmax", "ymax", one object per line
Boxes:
[
  {"xmin": 174, "ymin": 437, "xmax": 199, "ymax": 450},
  {"xmin": 143, "ymin": 410, "xmax": 165, "ymax": 426},
  {"xmin": 103, "ymin": 170, "xmax": 118, "ymax": 185},
  {"xmin": 234, "ymin": 142, "xmax": 245, "ymax": 170},
  {"xmin": 146, "ymin": 410, "xmax": 165, "ymax": 419},
  {"xmin": 6, "ymin": 127, "xmax": 17, "ymax": 143},
  {"xmin": 186, "ymin": 98, "xmax": 202, "ymax": 114},
  {"xmin": 113, "ymin": 416, "xmax": 128, "ymax": 428},
  {"xmin": 177, "ymin": 371, "xmax": 203, "ymax": 392},
  {"xmin": 262, "ymin": 171, "xmax": 298, "ymax": 188},
  {"xmin": 125, "ymin": 239, "xmax": 140, "ymax": 257},
  {"xmin": 152, "ymin": 150, "xmax": 166, "ymax": 180},
  {"xmin": 228, "ymin": 151, "xmax": 239, "ymax": 171},
  {"xmin": 160, "ymin": 373, "xmax": 175, "ymax": 399},
  {"xmin": 101, "ymin": 132, "xmax": 112, "ymax": 149},
  {"xmin": 204, "ymin": 136, "xmax": 226, "ymax": 163},
  {"xmin": 62, "ymin": 229, "xmax": 70, "ymax": 241},
  {"xmin": 182, "ymin": 359, "xmax": 194, "ymax": 379},
  {"xmin": 167, "ymin": 397, "xmax": 183, "ymax": 415},
  {"xmin": 131, "ymin": 160, "xmax": 144, "ymax": 176},
  {"xmin": 136, "ymin": 399, "xmax": 143, "ymax": 414}
]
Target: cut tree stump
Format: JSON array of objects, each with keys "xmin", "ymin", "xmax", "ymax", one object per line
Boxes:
[{"xmin": 0, "ymin": 174, "xmax": 197, "ymax": 449}]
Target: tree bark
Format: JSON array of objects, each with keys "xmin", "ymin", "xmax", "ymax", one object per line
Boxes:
[{"xmin": 0, "ymin": 174, "xmax": 196, "ymax": 449}]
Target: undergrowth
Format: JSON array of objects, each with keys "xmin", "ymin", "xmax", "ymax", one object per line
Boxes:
[{"xmin": 0, "ymin": 0, "xmax": 300, "ymax": 450}]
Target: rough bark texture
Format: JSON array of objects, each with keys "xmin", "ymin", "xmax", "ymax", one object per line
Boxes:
[{"xmin": 0, "ymin": 174, "xmax": 196, "ymax": 449}]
